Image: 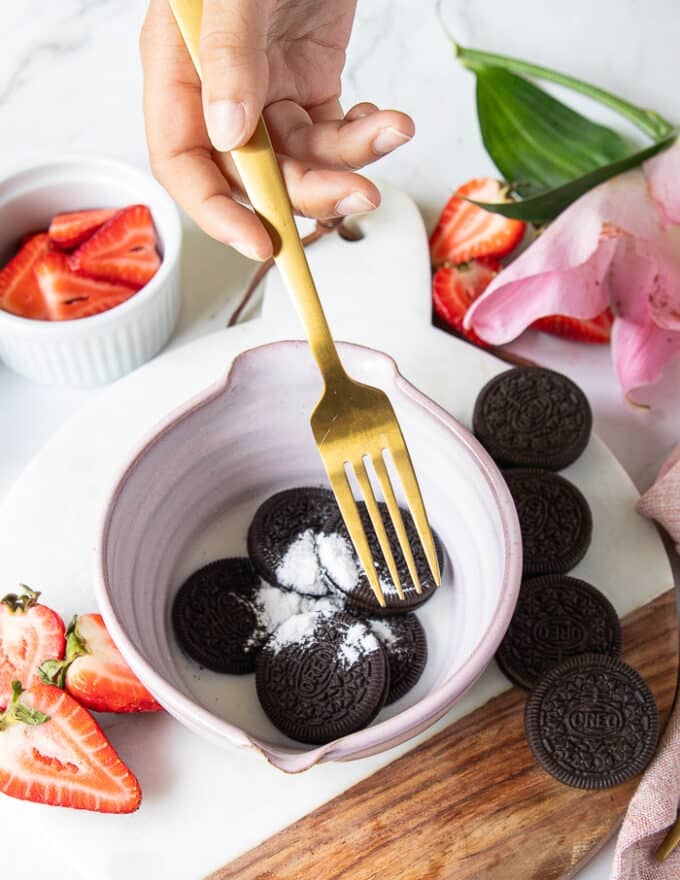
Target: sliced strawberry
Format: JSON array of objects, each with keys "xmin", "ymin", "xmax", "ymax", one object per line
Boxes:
[
  {"xmin": 40, "ymin": 614, "xmax": 162, "ymax": 713},
  {"xmin": 70, "ymin": 204, "xmax": 161, "ymax": 286},
  {"xmin": 532, "ymin": 309, "xmax": 614, "ymax": 344},
  {"xmin": 432, "ymin": 260, "xmax": 500, "ymax": 346},
  {"xmin": 429, "ymin": 178, "xmax": 526, "ymax": 268},
  {"xmin": 34, "ymin": 252, "xmax": 138, "ymax": 321},
  {"xmin": 48, "ymin": 208, "xmax": 116, "ymax": 251},
  {"xmin": 0, "ymin": 587, "xmax": 65, "ymax": 710},
  {"xmin": 0, "ymin": 233, "xmax": 51, "ymax": 320},
  {"xmin": 0, "ymin": 681, "xmax": 141, "ymax": 813}
]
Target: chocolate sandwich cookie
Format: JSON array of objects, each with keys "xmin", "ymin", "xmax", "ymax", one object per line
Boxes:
[
  {"xmin": 367, "ymin": 614, "xmax": 428, "ymax": 704},
  {"xmin": 503, "ymin": 468, "xmax": 592, "ymax": 575},
  {"xmin": 473, "ymin": 367, "xmax": 592, "ymax": 470},
  {"xmin": 247, "ymin": 487, "xmax": 339, "ymax": 596},
  {"xmin": 172, "ymin": 557, "xmax": 263, "ymax": 674},
  {"xmin": 256, "ymin": 610, "xmax": 389, "ymax": 744},
  {"xmin": 324, "ymin": 502, "xmax": 444, "ymax": 616},
  {"xmin": 525, "ymin": 653, "xmax": 659, "ymax": 789},
  {"xmin": 495, "ymin": 575, "xmax": 621, "ymax": 690}
]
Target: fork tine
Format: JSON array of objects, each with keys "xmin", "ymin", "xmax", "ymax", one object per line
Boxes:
[
  {"xmin": 354, "ymin": 458, "xmax": 404, "ymax": 600},
  {"xmin": 388, "ymin": 437, "xmax": 442, "ymax": 587},
  {"xmin": 371, "ymin": 453, "xmax": 423, "ymax": 595},
  {"xmin": 327, "ymin": 465, "xmax": 387, "ymax": 607}
]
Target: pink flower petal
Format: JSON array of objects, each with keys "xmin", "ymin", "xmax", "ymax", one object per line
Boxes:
[
  {"xmin": 464, "ymin": 240, "xmax": 616, "ymax": 344},
  {"xmin": 641, "ymin": 228, "xmax": 680, "ymax": 330},
  {"xmin": 608, "ymin": 230, "xmax": 680, "ymax": 330},
  {"xmin": 611, "ymin": 315, "xmax": 680, "ymax": 395},
  {"xmin": 606, "ymin": 237, "xmax": 657, "ymax": 323},
  {"xmin": 465, "ymin": 170, "xmax": 662, "ymax": 342},
  {"xmin": 644, "ymin": 140, "xmax": 680, "ymax": 224}
]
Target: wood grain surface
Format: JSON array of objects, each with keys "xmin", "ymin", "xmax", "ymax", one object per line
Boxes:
[{"xmin": 210, "ymin": 589, "xmax": 678, "ymax": 880}]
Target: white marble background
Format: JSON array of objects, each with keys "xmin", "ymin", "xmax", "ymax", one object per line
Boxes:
[{"xmin": 1, "ymin": 2, "xmax": 679, "ymax": 878}]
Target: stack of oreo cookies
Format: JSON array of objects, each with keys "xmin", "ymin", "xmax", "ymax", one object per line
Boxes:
[
  {"xmin": 172, "ymin": 487, "xmax": 438, "ymax": 745},
  {"xmin": 473, "ymin": 367, "xmax": 659, "ymax": 789}
]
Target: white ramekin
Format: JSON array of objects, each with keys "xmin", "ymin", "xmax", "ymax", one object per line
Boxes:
[{"xmin": 0, "ymin": 156, "xmax": 182, "ymax": 386}]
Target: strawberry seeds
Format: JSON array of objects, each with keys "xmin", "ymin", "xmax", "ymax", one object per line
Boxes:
[{"xmin": 0, "ymin": 205, "xmax": 161, "ymax": 322}]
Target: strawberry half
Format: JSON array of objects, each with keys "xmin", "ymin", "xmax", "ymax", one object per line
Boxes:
[
  {"xmin": 429, "ymin": 178, "xmax": 526, "ymax": 268},
  {"xmin": 69, "ymin": 204, "xmax": 161, "ymax": 287},
  {"xmin": 48, "ymin": 208, "xmax": 116, "ymax": 251},
  {"xmin": 40, "ymin": 613, "xmax": 162, "ymax": 713},
  {"xmin": 432, "ymin": 260, "xmax": 500, "ymax": 346},
  {"xmin": 532, "ymin": 309, "xmax": 613, "ymax": 344},
  {"xmin": 0, "ymin": 587, "xmax": 65, "ymax": 710},
  {"xmin": 34, "ymin": 252, "xmax": 138, "ymax": 320},
  {"xmin": 0, "ymin": 681, "xmax": 141, "ymax": 813},
  {"xmin": 0, "ymin": 233, "xmax": 51, "ymax": 320}
]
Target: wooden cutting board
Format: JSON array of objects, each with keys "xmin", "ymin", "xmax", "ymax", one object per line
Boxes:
[{"xmin": 210, "ymin": 591, "xmax": 677, "ymax": 880}]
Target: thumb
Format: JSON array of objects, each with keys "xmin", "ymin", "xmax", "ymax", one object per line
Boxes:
[{"xmin": 199, "ymin": 0, "xmax": 270, "ymax": 152}]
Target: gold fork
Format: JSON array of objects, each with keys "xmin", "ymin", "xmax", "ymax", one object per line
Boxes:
[{"xmin": 169, "ymin": 0, "xmax": 441, "ymax": 606}]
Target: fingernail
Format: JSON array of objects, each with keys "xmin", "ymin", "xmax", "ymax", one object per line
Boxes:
[
  {"xmin": 335, "ymin": 192, "xmax": 378, "ymax": 216},
  {"xmin": 372, "ymin": 126, "xmax": 412, "ymax": 156},
  {"xmin": 205, "ymin": 100, "xmax": 247, "ymax": 151},
  {"xmin": 230, "ymin": 240, "xmax": 264, "ymax": 261}
]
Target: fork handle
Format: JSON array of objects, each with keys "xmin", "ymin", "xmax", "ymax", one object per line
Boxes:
[
  {"xmin": 230, "ymin": 119, "xmax": 346, "ymax": 382},
  {"xmin": 167, "ymin": 0, "xmax": 345, "ymax": 383}
]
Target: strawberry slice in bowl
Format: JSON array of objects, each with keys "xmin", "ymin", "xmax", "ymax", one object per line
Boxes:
[
  {"xmin": 429, "ymin": 177, "xmax": 526, "ymax": 268},
  {"xmin": 0, "ymin": 586, "xmax": 65, "ymax": 710},
  {"xmin": 70, "ymin": 204, "xmax": 161, "ymax": 287},
  {"xmin": 48, "ymin": 208, "xmax": 116, "ymax": 251},
  {"xmin": 35, "ymin": 252, "xmax": 138, "ymax": 321},
  {"xmin": 0, "ymin": 233, "xmax": 51, "ymax": 320},
  {"xmin": 0, "ymin": 681, "xmax": 141, "ymax": 813},
  {"xmin": 40, "ymin": 613, "xmax": 162, "ymax": 713}
]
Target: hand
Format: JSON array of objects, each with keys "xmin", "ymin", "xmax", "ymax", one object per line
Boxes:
[{"xmin": 140, "ymin": 0, "xmax": 415, "ymax": 260}]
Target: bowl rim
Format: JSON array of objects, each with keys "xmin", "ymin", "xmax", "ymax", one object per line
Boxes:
[
  {"xmin": 94, "ymin": 339, "xmax": 522, "ymax": 771},
  {"xmin": 0, "ymin": 154, "xmax": 182, "ymax": 333}
]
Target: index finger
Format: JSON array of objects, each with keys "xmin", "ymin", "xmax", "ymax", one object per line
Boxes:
[{"xmin": 140, "ymin": 0, "xmax": 272, "ymax": 259}]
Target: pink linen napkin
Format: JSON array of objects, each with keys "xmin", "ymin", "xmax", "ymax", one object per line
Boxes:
[{"xmin": 611, "ymin": 443, "xmax": 680, "ymax": 879}]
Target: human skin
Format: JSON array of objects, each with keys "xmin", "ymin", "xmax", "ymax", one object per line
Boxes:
[{"xmin": 140, "ymin": 0, "xmax": 415, "ymax": 260}]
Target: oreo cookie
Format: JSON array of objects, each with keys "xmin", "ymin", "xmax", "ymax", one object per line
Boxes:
[
  {"xmin": 172, "ymin": 558, "xmax": 263, "ymax": 674},
  {"xmin": 255, "ymin": 610, "xmax": 389, "ymax": 744},
  {"xmin": 368, "ymin": 614, "xmax": 428, "ymax": 704},
  {"xmin": 496, "ymin": 575, "xmax": 621, "ymax": 690},
  {"xmin": 247, "ymin": 487, "xmax": 339, "ymax": 596},
  {"xmin": 473, "ymin": 367, "xmax": 592, "ymax": 470},
  {"xmin": 503, "ymin": 468, "xmax": 592, "ymax": 575},
  {"xmin": 525, "ymin": 653, "xmax": 659, "ymax": 789},
  {"xmin": 324, "ymin": 502, "xmax": 443, "ymax": 616}
]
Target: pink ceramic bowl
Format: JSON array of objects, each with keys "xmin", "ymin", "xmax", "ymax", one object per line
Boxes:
[{"xmin": 95, "ymin": 341, "xmax": 522, "ymax": 772}]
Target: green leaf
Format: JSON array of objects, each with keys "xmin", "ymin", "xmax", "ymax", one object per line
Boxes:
[
  {"xmin": 439, "ymin": 30, "xmax": 678, "ymax": 222},
  {"xmin": 0, "ymin": 681, "xmax": 49, "ymax": 731},
  {"xmin": 38, "ymin": 658, "xmax": 67, "ymax": 688},
  {"xmin": 14, "ymin": 703, "xmax": 50, "ymax": 727},
  {"xmin": 475, "ymin": 67, "xmax": 630, "ymax": 196},
  {"xmin": 456, "ymin": 42, "xmax": 674, "ymax": 141},
  {"xmin": 470, "ymin": 133, "xmax": 676, "ymax": 223}
]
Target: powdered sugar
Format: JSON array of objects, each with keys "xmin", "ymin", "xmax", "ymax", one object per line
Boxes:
[
  {"xmin": 274, "ymin": 526, "xmax": 421, "ymax": 600},
  {"xmin": 368, "ymin": 618, "xmax": 398, "ymax": 647},
  {"xmin": 316, "ymin": 532, "xmax": 359, "ymax": 591},
  {"xmin": 254, "ymin": 584, "xmax": 306, "ymax": 633},
  {"xmin": 269, "ymin": 611, "xmax": 322, "ymax": 651},
  {"xmin": 339, "ymin": 621, "xmax": 380, "ymax": 667},
  {"xmin": 275, "ymin": 529, "xmax": 329, "ymax": 596},
  {"xmin": 267, "ymin": 609, "xmax": 379, "ymax": 668}
]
